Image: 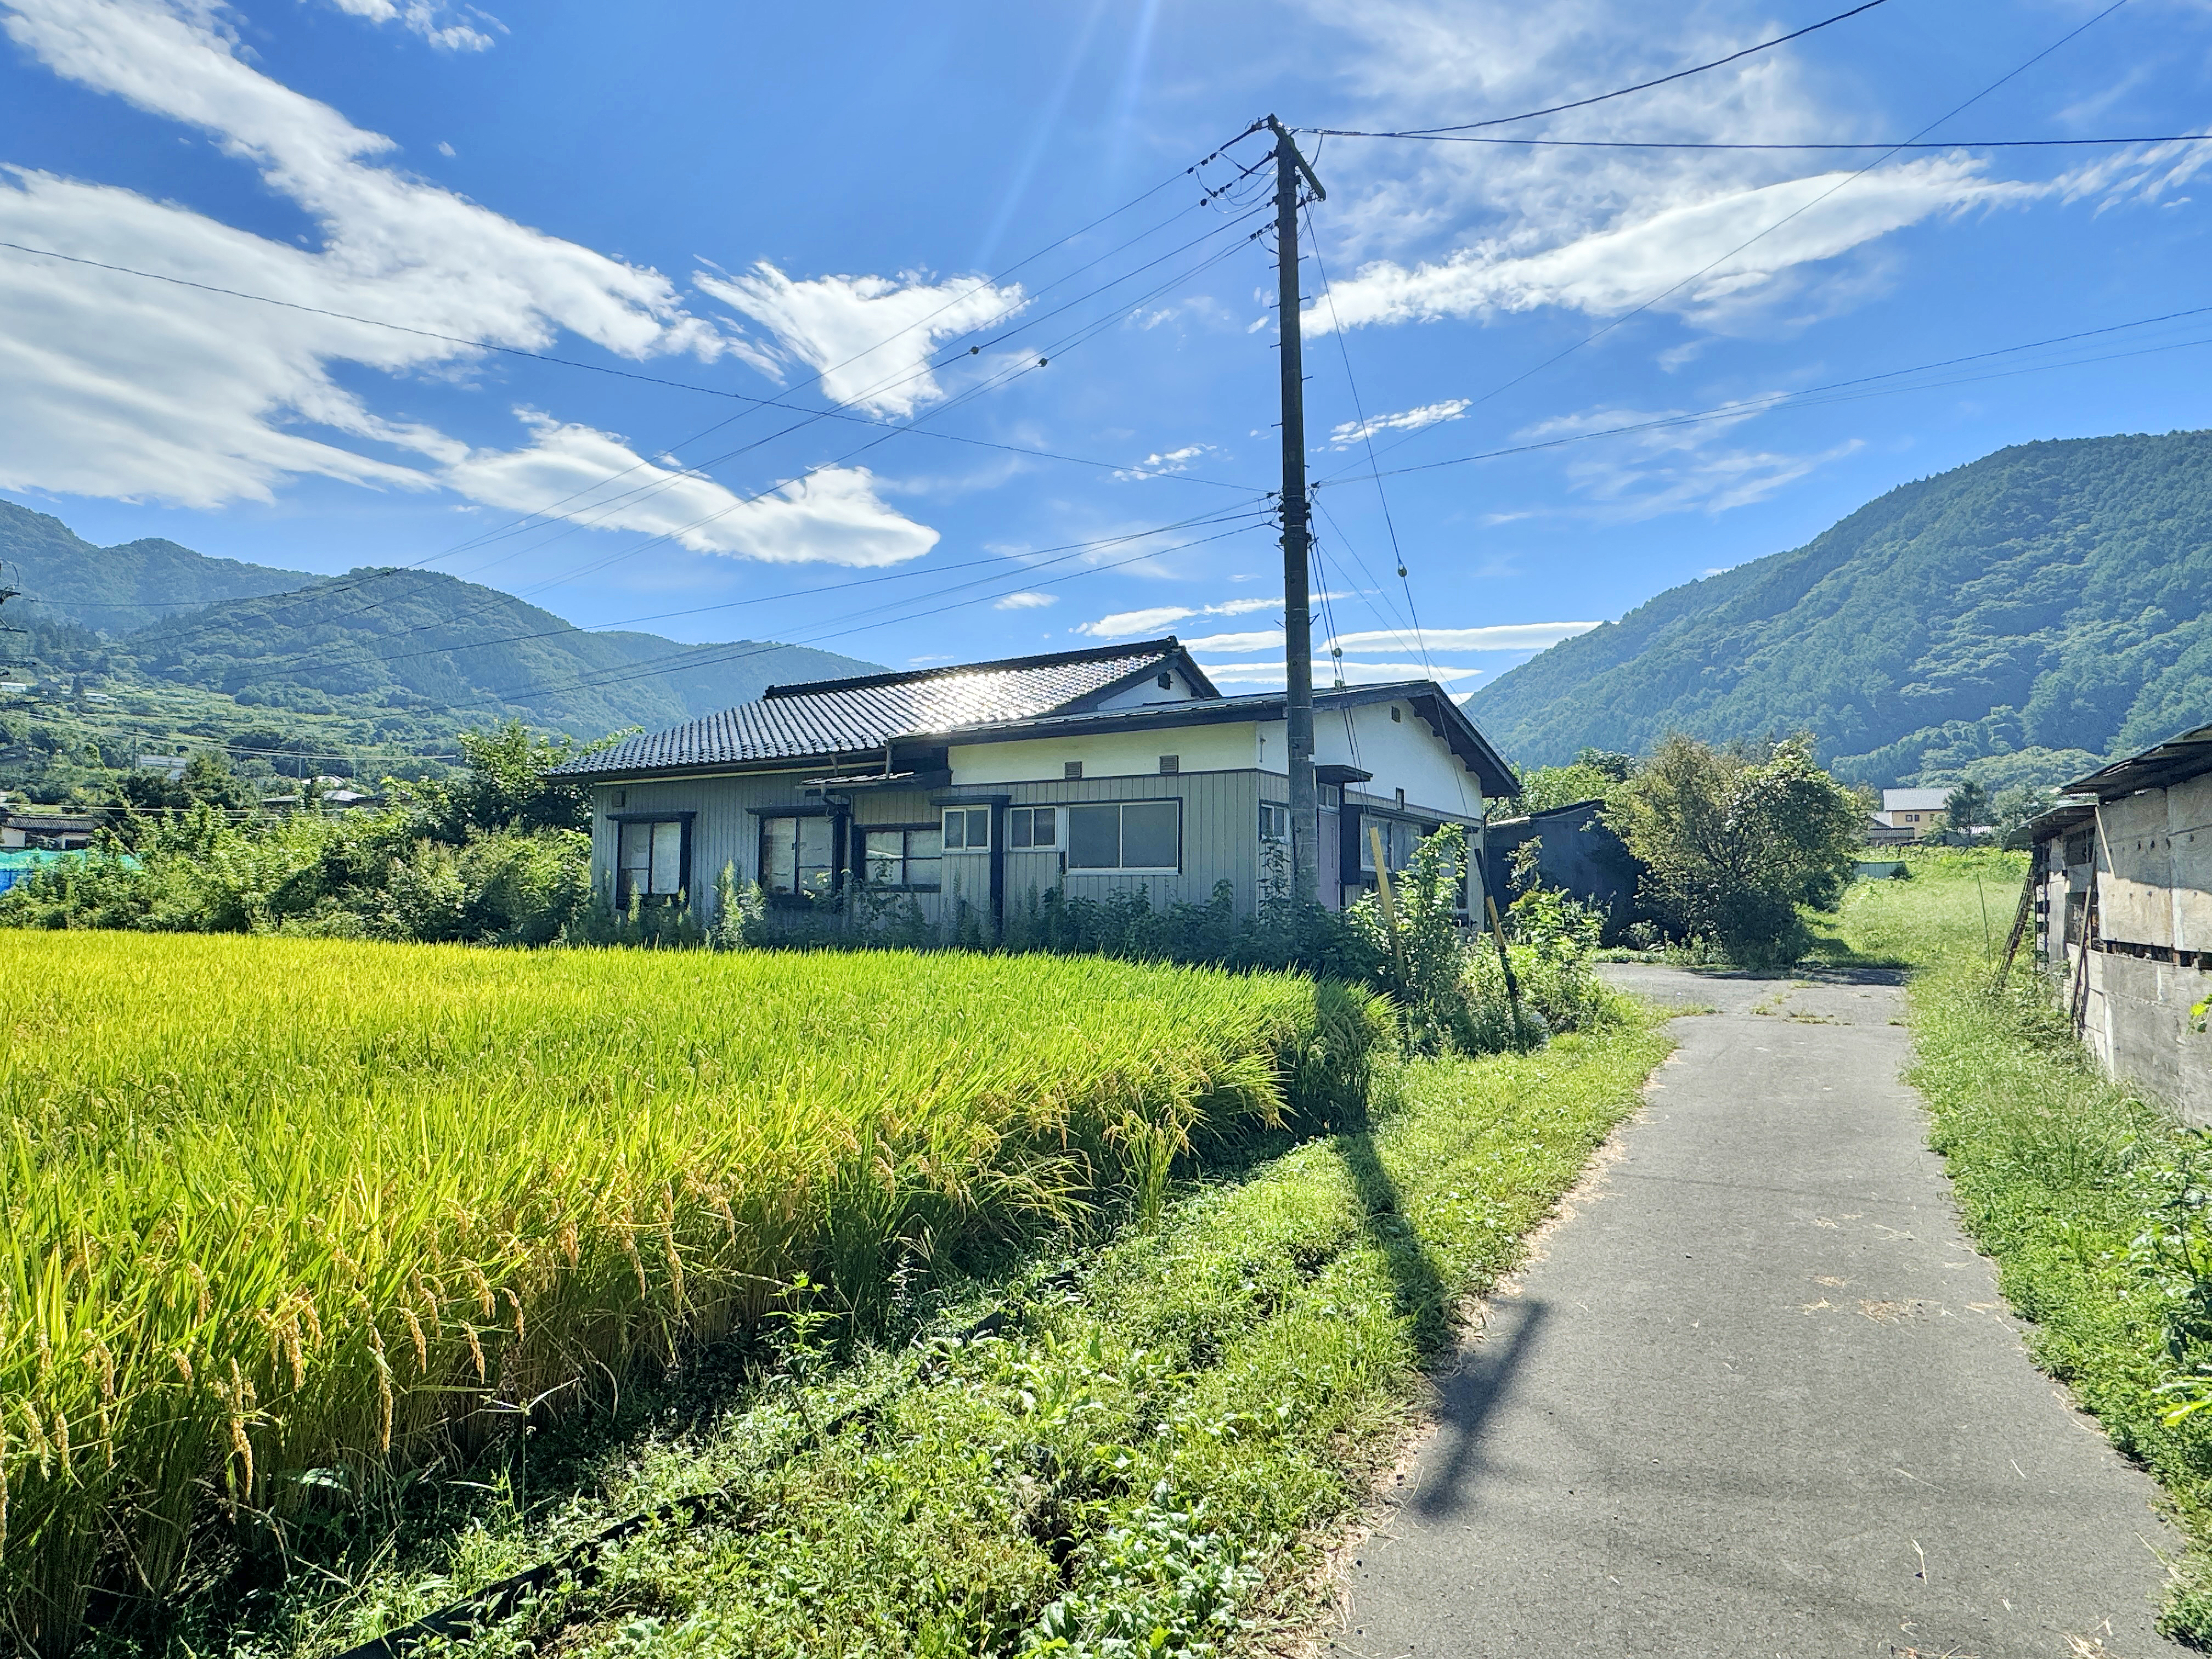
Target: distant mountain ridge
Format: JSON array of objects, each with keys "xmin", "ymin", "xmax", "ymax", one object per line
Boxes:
[
  {"xmin": 0, "ymin": 497, "xmax": 881, "ymax": 740},
  {"xmin": 1466, "ymin": 431, "xmax": 2212, "ymax": 790},
  {"xmin": 0, "ymin": 499, "xmax": 310, "ymax": 633}
]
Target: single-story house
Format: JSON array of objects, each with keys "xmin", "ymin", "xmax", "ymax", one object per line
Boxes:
[
  {"xmin": 1, "ymin": 813, "xmax": 97, "ymax": 850},
  {"xmin": 2028, "ymin": 720, "xmax": 2211, "ymax": 1124},
  {"xmin": 1872, "ymin": 787, "xmax": 1952, "ymax": 839},
  {"xmin": 551, "ymin": 637, "xmax": 1518, "ymax": 931}
]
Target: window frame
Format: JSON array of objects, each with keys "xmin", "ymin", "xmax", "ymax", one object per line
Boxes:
[
  {"xmin": 941, "ymin": 804, "xmax": 992, "ymax": 853},
  {"xmin": 1065, "ymin": 798, "xmax": 1182, "ymax": 875},
  {"xmin": 860, "ymin": 822, "xmax": 943, "ymax": 891},
  {"xmin": 610, "ymin": 811, "xmax": 693, "ymax": 906},
  {"xmin": 1259, "ymin": 801, "xmax": 1290, "ymax": 844},
  {"xmin": 1007, "ymin": 804, "xmax": 1059, "ymax": 851},
  {"xmin": 759, "ymin": 812, "xmax": 839, "ymax": 899}
]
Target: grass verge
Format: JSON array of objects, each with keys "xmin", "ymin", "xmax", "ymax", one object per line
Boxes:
[
  {"xmin": 141, "ymin": 1011, "xmax": 1671, "ymax": 1659},
  {"xmin": 1842, "ymin": 850, "xmax": 2212, "ymax": 1641}
]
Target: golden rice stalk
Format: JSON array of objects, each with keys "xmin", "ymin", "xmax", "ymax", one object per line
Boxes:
[
  {"xmin": 398, "ymin": 1307, "xmax": 427, "ymax": 1374},
  {"xmin": 464, "ymin": 1324, "xmax": 486, "ymax": 1383}
]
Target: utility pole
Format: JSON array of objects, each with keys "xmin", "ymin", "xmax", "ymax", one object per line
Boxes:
[{"xmin": 1268, "ymin": 114, "xmax": 1324, "ymax": 904}]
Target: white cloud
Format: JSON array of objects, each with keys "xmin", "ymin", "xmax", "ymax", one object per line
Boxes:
[
  {"xmin": 1177, "ymin": 628, "xmax": 1281, "ymax": 654},
  {"xmin": 1111, "ymin": 443, "xmax": 1214, "ymax": 481},
  {"xmin": 994, "ymin": 591, "xmax": 1056, "ymax": 610},
  {"xmin": 0, "ymin": 0, "xmax": 729, "ymax": 511},
  {"xmin": 321, "ymin": 0, "xmax": 494, "ymax": 51},
  {"xmin": 1329, "ymin": 399, "xmax": 1469, "ymax": 449},
  {"xmin": 1200, "ymin": 659, "xmax": 1482, "ymax": 685},
  {"xmin": 1308, "ymin": 159, "xmax": 2037, "ymax": 334},
  {"xmin": 1326, "ymin": 622, "xmax": 1600, "ymax": 653},
  {"xmin": 1517, "ymin": 400, "xmax": 1865, "ymax": 520},
  {"xmin": 696, "ymin": 263, "xmax": 1023, "ymax": 419},
  {"xmin": 445, "ymin": 414, "xmax": 936, "ymax": 567},
  {"xmin": 1073, "ymin": 595, "xmax": 1279, "ymax": 639}
]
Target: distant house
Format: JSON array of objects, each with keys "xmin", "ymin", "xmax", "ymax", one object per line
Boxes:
[
  {"xmin": 136, "ymin": 754, "xmax": 188, "ymax": 781},
  {"xmin": 1, "ymin": 814, "xmax": 97, "ymax": 850},
  {"xmin": 550, "ymin": 639, "xmax": 1517, "ymax": 931},
  {"xmin": 2027, "ymin": 721, "xmax": 2211, "ymax": 1125},
  {"xmin": 1873, "ymin": 787, "xmax": 1952, "ymax": 839}
]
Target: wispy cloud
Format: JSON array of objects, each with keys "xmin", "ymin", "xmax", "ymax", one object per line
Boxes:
[
  {"xmin": 1327, "ymin": 622, "xmax": 1600, "ymax": 653},
  {"xmin": 1518, "ymin": 400, "xmax": 1864, "ymax": 520},
  {"xmin": 446, "ymin": 413, "xmax": 937, "ymax": 567},
  {"xmin": 0, "ymin": 0, "xmax": 727, "ymax": 510},
  {"xmin": 1073, "ymin": 595, "xmax": 1278, "ymax": 639},
  {"xmin": 321, "ymin": 0, "xmax": 496, "ymax": 51},
  {"xmin": 1112, "ymin": 443, "xmax": 1214, "ymax": 481},
  {"xmin": 1329, "ymin": 399, "xmax": 1469, "ymax": 448},
  {"xmin": 695, "ymin": 263, "xmax": 1023, "ymax": 419},
  {"xmin": 1200, "ymin": 659, "xmax": 1482, "ymax": 685},
  {"xmin": 994, "ymin": 591, "xmax": 1056, "ymax": 610}
]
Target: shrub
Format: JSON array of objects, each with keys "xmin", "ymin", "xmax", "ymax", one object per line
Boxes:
[{"xmin": 1606, "ymin": 733, "xmax": 1861, "ymax": 967}]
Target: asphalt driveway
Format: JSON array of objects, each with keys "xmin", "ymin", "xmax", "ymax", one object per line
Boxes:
[{"xmin": 1331, "ymin": 964, "xmax": 2182, "ymax": 1658}]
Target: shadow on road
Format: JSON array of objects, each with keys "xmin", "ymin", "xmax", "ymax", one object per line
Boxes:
[{"xmin": 1331, "ymin": 1130, "xmax": 1553, "ymax": 1520}]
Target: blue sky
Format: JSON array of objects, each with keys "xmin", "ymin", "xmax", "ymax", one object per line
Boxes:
[{"xmin": 2, "ymin": 0, "xmax": 2209, "ymax": 702}]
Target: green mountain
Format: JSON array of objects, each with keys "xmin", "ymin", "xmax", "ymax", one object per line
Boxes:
[
  {"xmin": 0, "ymin": 499, "xmax": 311, "ymax": 633},
  {"xmin": 1466, "ymin": 431, "xmax": 2212, "ymax": 789},
  {"xmin": 118, "ymin": 567, "xmax": 876, "ymax": 738},
  {"xmin": 0, "ymin": 495, "xmax": 881, "ymax": 748}
]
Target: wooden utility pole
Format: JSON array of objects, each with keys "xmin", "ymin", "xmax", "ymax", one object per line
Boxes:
[{"xmin": 1268, "ymin": 115, "xmax": 1324, "ymax": 903}]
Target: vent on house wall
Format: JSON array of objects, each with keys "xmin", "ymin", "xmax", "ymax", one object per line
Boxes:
[
  {"xmin": 1159, "ymin": 755, "xmax": 1179, "ymax": 775},
  {"xmin": 1157, "ymin": 673, "xmax": 1172, "ymax": 690},
  {"xmin": 1390, "ymin": 706, "xmax": 1402, "ymax": 723},
  {"xmin": 1064, "ymin": 761, "xmax": 1084, "ymax": 780},
  {"xmin": 614, "ymin": 790, "xmax": 627, "ymax": 807},
  {"xmin": 1396, "ymin": 788, "xmax": 1406, "ymax": 810}
]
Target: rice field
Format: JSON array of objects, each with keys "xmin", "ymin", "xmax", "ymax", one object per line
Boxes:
[{"xmin": 0, "ymin": 933, "xmax": 1385, "ymax": 1656}]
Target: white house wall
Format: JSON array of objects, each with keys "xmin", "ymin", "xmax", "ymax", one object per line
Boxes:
[
  {"xmin": 1312, "ymin": 698, "xmax": 1489, "ymax": 818},
  {"xmin": 949, "ymin": 723, "xmax": 1257, "ymax": 786}
]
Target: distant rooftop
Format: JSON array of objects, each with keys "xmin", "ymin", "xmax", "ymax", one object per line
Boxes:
[{"xmin": 1881, "ymin": 788, "xmax": 1952, "ymax": 811}]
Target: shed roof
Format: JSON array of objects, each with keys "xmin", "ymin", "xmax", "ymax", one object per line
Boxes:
[
  {"xmin": 2064, "ymin": 721, "xmax": 2212, "ymax": 800},
  {"xmin": 555, "ymin": 640, "xmax": 1212, "ymax": 777}
]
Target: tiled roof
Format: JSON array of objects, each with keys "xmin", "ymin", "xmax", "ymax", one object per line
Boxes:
[{"xmin": 554, "ymin": 640, "xmax": 1190, "ymax": 776}]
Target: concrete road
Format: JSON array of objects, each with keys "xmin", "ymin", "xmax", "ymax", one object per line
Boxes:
[{"xmin": 1333, "ymin": 964, "xmax": 2182, "ymax": 1659}]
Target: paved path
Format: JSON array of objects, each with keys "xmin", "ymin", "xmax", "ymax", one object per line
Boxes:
[{"xmin": 1334, "ymin": 964, "xmax": 2182, "ymax": 1659}]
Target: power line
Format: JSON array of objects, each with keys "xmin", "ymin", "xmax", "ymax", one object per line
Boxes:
[
  {"xmin": 23, "ymin": 131, "xmax": 1276, "ymax": 650},
  {"xmin": 1348, "ymin": 0, "xmax": 1893, "ymax": 137},
  {"xmin": 1319, "ymin": 0, "xmax": 2137, "ymax": 486},
  {"xmin": 1302, "ymin": 131, "xmax": 2212, "ymax": 150},
  {"xmin": 1321, "ymin": 312, "xmax": 2212, "ymax": 485},
  {"xmin": 1303, "ymin": 205, "xmax": 1432, "ymax": 678}
]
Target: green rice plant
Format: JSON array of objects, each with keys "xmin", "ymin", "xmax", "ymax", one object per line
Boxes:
[{"xmin": 0, "ymin": 933, "xmax": 1386, "ymax": 1656}]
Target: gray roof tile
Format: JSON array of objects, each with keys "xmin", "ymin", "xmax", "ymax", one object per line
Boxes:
[{"xmin": 554, "ymin": 640, "xmax": 1187, "ymax": 776}]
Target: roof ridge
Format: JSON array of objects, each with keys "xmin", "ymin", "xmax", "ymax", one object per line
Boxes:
[{"xmin": 760, "ymin": 637, "xmax": 1184, "ymax": 701}]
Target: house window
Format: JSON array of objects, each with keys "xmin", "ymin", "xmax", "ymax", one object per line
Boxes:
[
  {"xmin": 942, "ymin": 805, "xmax": 991, "ymax": 851},
  {"xmin": 863, "ymin": 826, "xmax": 941, "ymax": 889},
  {"xmin": 1063, "ymin": 760, "xmax": 1084, "ymax": 781},
  {"xmin": 1158, "ymin": 754, "xmax": 1180, "ymax": 775},
  {"xmin": 1358, "ymin": 815, "xmax": 1418, "ymax": 874},
  {"xmin": 1390, "ymin": 705, "xmax": 1403, "ymax": 723},
  {"xmin": 761, "ymin": 815, "xmax": 835, "ymax": 897},
  {"xmin": 618, "ymin": 819, "xmax": 686, "ymax": 904},
  {"xmin": 1008, "ymin": 805, "xmax": 1059, "ymax": 849},
  {"xmin": 1068, "ymin": 800, "xmax": 1180, "ymax": 872},
  {"xmin": 1259, "ymin": 802, "xmax": 1290, "ymax": 843}
]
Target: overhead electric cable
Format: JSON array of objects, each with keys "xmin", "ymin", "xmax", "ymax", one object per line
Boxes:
[
  {"xmin": 1304, "ymin": 205, "xmax": 1432, "ymax": 676},
  {"xmin": 1328, "ymin": 318, "xmax": 2212, "ymax": 483},
  {"xmin": 1344, "ymin": 0, "xmax": 1893, "ymax": 137},
  {"xmin": 1319, "ymin": 0, "xmax": 2137, "ymax": 485},
  {"xmin": 1302, "ymin": 131, "xmax": 2212, "ymax": 150}
]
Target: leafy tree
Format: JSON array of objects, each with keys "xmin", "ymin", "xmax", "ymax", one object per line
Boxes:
[
  {"xmin": 1945, "ymin": 780, "xmax": 1991, "ymax": 836},
  {"xmin": 1605, "ymin": 733, "xmax": 1863, "ymax": 967},
  {"xmin": 418, "ymin": 719, "xmax": 634, "ymax": 837},
  {"xmin": 1992, "ymin": 783, "xmax": 2060, "ymax": 845}
]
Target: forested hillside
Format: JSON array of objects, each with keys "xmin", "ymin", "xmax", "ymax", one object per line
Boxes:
[
  {"xmin": 1, "ymin": 498, "xmax": 309, "ymax": 632},
  {"xmin": 0, "ymin": 496, "xmax": 880, "ymax": 803},
  {"xmin": 1468, "ymin": 431, "xmax": 2212, "ymax": 788},
  {"xmin": 119, "ymin": 568, "xmax": 876, "ymax": 737}
]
